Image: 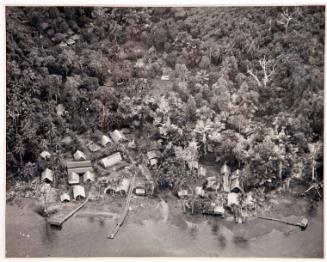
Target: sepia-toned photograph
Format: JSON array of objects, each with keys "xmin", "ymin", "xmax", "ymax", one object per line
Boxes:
[{"xmin": 5, "ymin": 5, "xmax": 324, "ymax": 258}]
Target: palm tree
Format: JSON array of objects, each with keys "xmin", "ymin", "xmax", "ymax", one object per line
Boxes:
[{"xmin": 14, "ymin": 135, "xmax": 25, "ymax": 166}]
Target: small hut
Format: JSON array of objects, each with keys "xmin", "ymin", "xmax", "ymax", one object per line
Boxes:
[
  {"xmin": 41, "ymin": 168, "xmax": 54, "ymax": 183},
  {"xmin": 73, "ymin": 150, "xmax": 86, "ymax": 161},
  {"xmin": 60, "ymin": 193, "xmax": 71, "ymax": 202},
  {"xmin": 110, "ymin": 130, "xmax": 128, "ymax": 143},
  {"xmin": 205, "ymin": 176, "xmax": 218, "ymax": 191},
  {"xmin": 230, "ymin": 169, "xmax": 243, "ymax": 193},
  {"xmin": 116, "ymin": 178, "xmax": 130, "ymax": 195},
  {"xmin": 66, "ymin": 37, "xmax": 75, "ymax": 46},
  {"xmin": 68, "ymin": 172, "xmax": 80, "ymax": 185},
  {"xmin": 40, "ymin": 151, "xmax": 51, "ymax": 160},
  {"xmin": 71, "ymin": 34, "xmax": 80, "ymax": 41},
  {"xmin": 56, "ymin": 104, "xmax": 65, "ymax": 116},
  {"xmin": 230, "ymin": 178, "xmax": 243, "ymax": 193},
  {"xmin": 161, "ymin": 75, "xmax": 170, "ymax": 81},
  {"xmin": 133, "ymin": 177, "xmax": 148, "ymax": 196},
  {"xmin": 147, "ymin": 150, "xmax": 160, "ymax": 160},
  {"xmin": 134, "ymin": 187, "xmax": 146, "ymax": 196},
  {"xmin": 198, "ymin": 165, "xmax": 207, "ymax": 177},
  {"xmin": 87, "ymin": 142, "xmax": 101, "ymax": 152},
  {"xmin": 195, "ymin": 186, "xmax": 205, "ymax": 197},
  {"xmin": 177, "ymin": 190, "xmax": 190, "ymax": 199},
  {"xmin": 147, "ymin": 150, "xmax": 160, "ymax": 166},
  {"xmin": 73, "ymin": 185, "xmax": 86, "ymax": 200},
  {"xmin": 127, "ymin": 140, "xmax": 136, "ymax": 149},
  {"xmin": 101, "ymin": 135, "xmax": 112, "ymax": 147},
  {"xmin": 83, "ymin": 171, "xmax": 95, "ymax": 183},
  {"xmin": 204, "ymin": 202, "xmax": 225, "ymax": 216},
  {"xmin": 187, "ymin": 160, "xmax": 199, "ymax": 170},
  {"xmin": 227, "ymin": 192, "xmax": 239, "ymax": 207}
]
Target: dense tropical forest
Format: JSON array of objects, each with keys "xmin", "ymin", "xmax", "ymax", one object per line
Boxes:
[{"xmin": 6, "ymin": 6, "xmax": 324, "ymax": 195}]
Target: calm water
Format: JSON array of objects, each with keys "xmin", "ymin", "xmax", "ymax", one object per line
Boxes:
[{"xmin": 6, "ymin": 195, "xmax": 323, "ymax": 257}]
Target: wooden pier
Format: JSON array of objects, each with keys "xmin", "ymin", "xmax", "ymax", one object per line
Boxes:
[{"xmin": 48, "ymin": 198, "xmax": 89, "ymax": 227}]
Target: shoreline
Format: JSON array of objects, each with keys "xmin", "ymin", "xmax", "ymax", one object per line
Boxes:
[{"xmin": 6, "ymin": 188, "xmax": 323, "ymax": 257}]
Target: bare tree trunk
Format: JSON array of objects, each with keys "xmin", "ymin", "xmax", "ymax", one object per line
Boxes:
[
  {"xmin": 279, "ymin": 161, "xmax": 282, "ymax": 179},
  {"xmin": 312, "ymin": 159, "xmax": 316, "ymax": 181}
]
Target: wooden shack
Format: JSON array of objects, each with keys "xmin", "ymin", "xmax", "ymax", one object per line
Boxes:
[
  {"xmin": 87, "ymin": 141, "xmax": 101, "ymax": 152},
  {"xmin": 147, "ymin": 150, "xmax": 160, "ymax": 166},
  {"xmin": 60, "ymin": 193, "xmax": 71, "ymax": 202},
  {"xmin": 100, "ymin": 152, "xmax": 123, "ymax": 169},
  {"xmin": 83, "ymin": 171, "xmax": 95, "ymax": 183},
  {"xmin": 73, "ymin": 150, "xmax": 86, "ymax": 161},
  {"xmin": 41, "ymin": 168, "xmax": 54, "ymax": 183},
  {"xmin": 110, "ymin": 130, "xmax": 128, "ymax": 143},
  {"xmin": 73, "ymin": 185, "xmax": 86, "ymax": 200},
  {"xmin": 68, "ymin": 172, "xmax": 80, "ymax": 185},
  {"xmin": 101, "ymin": 135, "xmax": 112, "ymax": 146}
]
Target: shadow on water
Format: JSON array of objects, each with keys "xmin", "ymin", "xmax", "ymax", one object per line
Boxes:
[
  {"xmin": 233, "ymin": 236, "xmax": 249, "ymax": 248},
  {"xmin": 211, "ymin": 222, "xmax": 227, "ymax": 249},
  {"xmin": 42, "ymin": 219, "xmax": 59, "ymax": 244},
  {"xmin": 189, "ymin": 224, "xmax": 198, "ymax": 239}
]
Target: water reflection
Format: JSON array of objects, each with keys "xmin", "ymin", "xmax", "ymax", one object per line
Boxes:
[
  {"xmin": 211, "ymin": 223, "xmax": 219, "ymax": 234},
  {"xmin": 6, "ymin": 199, "xmax": 323, "ymax": 258},
  {"xmin": 217, "ymin": 235, "xmax": 227, "ymax": 248},
  {"xmin": 42, "ymin": 219, "xmax": 59, "ymax": 244},
  {"xmin": 87, "ymin": 216, "xmax": 95, "ymax": 223}
]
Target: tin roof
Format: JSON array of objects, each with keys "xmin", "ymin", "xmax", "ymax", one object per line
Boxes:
[
  {"xmin": 66, "ymin": 160, "xmax": 92, "ymax": 169},
  {"xmin": 100, "ymin": 152, "xmax": 122, "ymax": 168}
]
